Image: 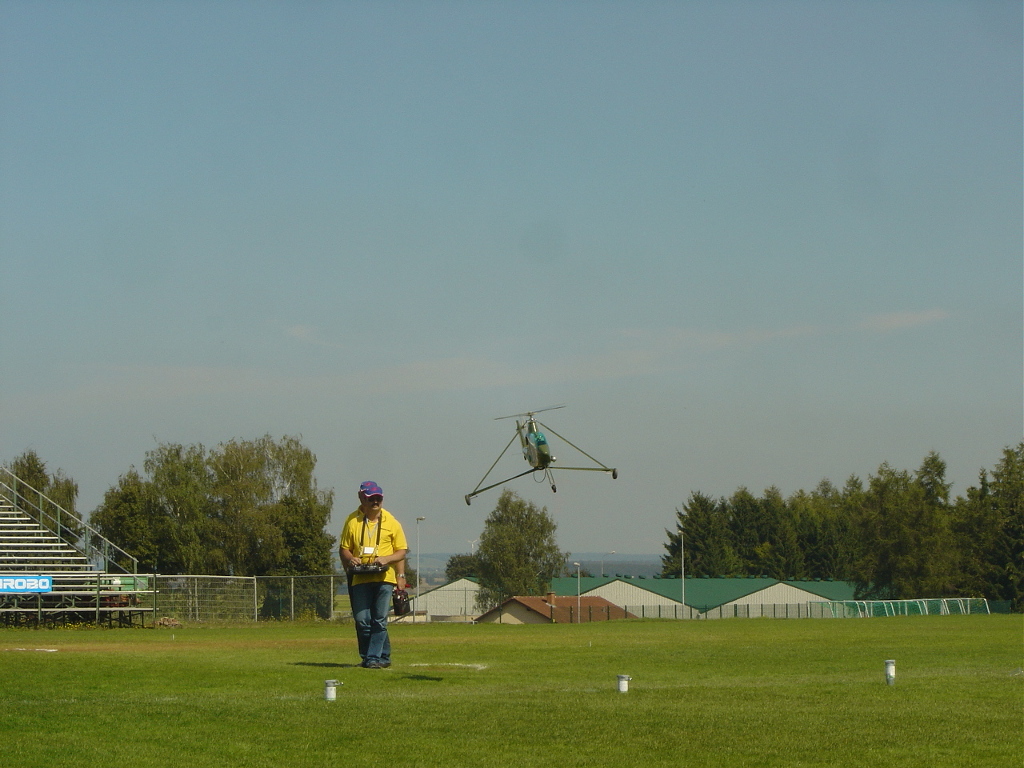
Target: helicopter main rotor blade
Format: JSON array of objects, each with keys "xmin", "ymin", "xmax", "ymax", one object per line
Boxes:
[{"xmin": 495, "ymin": 404, "xmax": 566, "ymax": 421}]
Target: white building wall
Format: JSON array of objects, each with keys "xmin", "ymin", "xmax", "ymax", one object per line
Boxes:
[
  {"xmin": 722, "ymin": 583, "xmax": 823, "ymax": 608},
  {"xmin": 584, "ymin": 581, "xmax": 677, "ymax": 607},
  {"xmin": 476, "ymin": 603, "xmax": 545, "ymax": 624},
  {"xmin": 410, "ymin": 578, "xmax": 480, "ymax": 618},
  {"xmin": 584, "ymin": 580, "xmax": 834, "ymax": 620}
]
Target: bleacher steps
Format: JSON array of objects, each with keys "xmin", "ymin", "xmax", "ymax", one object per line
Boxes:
[{"xmin": 0, "ymin": 502, "xmax": 153, "ymax": 626}]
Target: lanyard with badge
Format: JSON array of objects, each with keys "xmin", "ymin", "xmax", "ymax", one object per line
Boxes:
[{"xmin": 360, "ymin": 516, "xmax": 383, "ymax": 562}]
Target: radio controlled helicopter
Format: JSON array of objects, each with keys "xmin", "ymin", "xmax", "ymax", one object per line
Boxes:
[{"xmin": 464, "ymin": 406, "xmax": 617, "ymax": 505}]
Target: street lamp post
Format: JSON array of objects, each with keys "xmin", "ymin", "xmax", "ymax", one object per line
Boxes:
[
  {"xmin": 679, "ymin": 513, "xmax": 686, "ymax": 619},
  {"xmin": 415, "ymin": 517, "xmax": 425, "ymax": 623},
  {"xmin": 601, "ymin": 551, "xmax": 615, "ymax": 578},
  {"xmin": 573, "ymin": 562, "xmax": 581, "ymax": 623}
]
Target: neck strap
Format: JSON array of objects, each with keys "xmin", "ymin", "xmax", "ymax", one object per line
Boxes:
[{"xmin": 360, "ymin": 514, "xmax": 383, "ymax": 556}]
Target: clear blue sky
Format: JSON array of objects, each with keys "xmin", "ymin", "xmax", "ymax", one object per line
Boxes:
[{"xmin": 2, "ymin": 2, "xmax": 1020, "ymax": 556}]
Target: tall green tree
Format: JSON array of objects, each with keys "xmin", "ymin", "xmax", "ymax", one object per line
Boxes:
[
  {"xmin": 9, "ymin": 450, "xmax": 50, "ymax": 498},
  {"xmin": 986, "ymin": 443, "xmax": 1024, "ymax": 609},
  {"xmin": 951, "ymin": 469, "xmax": 1001, "ymax": 598},
  {"xmin": 207, "ymin": 435, "xmax": 335, "ymax": 576},
  {"xmin": 144, "ymin": 442, "xmax": 215, "ymax": 574},
  {"xmin": 445, "ymin": 553, "xmax": 481, "ymax": 581},
  {"xmin": 791, "ymin": 480, "xmax": 857, "ymax": 581},
  {"xmin": 7, "ymin": 449, "xmax": 83, "ymax": 543},
  {"xmin": 92, "ymin": 468, "xmax": 164, "ymax": 571},
  {"xmin": 754, "ymin": 486, "xmax": 806, "ymax": 580},
  {"xmin": 790, "ymin": 485, "xmax": 826, "ymax": 579},
  {"xmin": 916, "ymin": 451, "xmax": 952, "ymax": 507},
  {"xmin": 659, "ymin": 448, "xmax": 1019, "ymax": 602},
  {"xmin": 92, "ymin": 435, "xmax": 335, "ymax": 577},
  {"xmin": 727, "ymin": 487, "xmax": 769, "ymax": 575},
  {"xmin": 661, "ymin": 492, "xmax": 740, "ymax": 578},
  {"xmin": 474, "ymin": 489, "xmax": 567, "ymax": 610},
  {"xmin": 849, "ymin": 460, "xmax": 957, "ymax": 599}
]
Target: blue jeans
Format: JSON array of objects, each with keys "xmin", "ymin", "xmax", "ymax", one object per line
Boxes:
[{"xmin": 349, "ymin": 581, "xmax": 394, "ymax": 665}]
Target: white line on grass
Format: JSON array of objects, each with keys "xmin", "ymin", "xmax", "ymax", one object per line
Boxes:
[{"xmin": 409, "ymin": 663, "xmax": 488, "ymax": 671}]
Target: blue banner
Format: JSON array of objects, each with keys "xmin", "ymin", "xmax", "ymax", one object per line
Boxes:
[{"xmin": 0, "ymin": 576, "xmax": 53, "ymax": 593}]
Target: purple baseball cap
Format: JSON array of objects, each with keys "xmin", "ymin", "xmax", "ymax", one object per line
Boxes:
[{"xmin": 359, "ymin": 481, "xmax": 383, "ymax": 497}]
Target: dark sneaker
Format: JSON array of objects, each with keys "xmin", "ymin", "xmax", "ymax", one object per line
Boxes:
[{"xmin": 378, "ymin": 660, "xmax": 391, "ymax": 668}]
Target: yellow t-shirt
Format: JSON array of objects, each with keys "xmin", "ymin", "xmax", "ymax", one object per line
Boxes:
[{"xmin": 340, "ymin": 509, "xmax": 408, "ymax": 586}]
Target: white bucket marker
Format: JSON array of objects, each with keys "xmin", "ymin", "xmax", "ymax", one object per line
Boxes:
[
  {"xmin": 324, "ymin": 679, "xmax": 340, "ymax": 700},
  {"xmin": 885, "ymin": 659, "xmax": 896, "ymax": 686}
]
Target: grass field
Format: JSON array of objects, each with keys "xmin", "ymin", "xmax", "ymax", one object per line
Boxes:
[{"xmin": 1, "ymin": 615, "xmax": 1020, "ymax": 767}]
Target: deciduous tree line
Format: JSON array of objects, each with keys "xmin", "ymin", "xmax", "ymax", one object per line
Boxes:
[
  {"xmin": 87, "ymin": 436, "xmax": 336, "ymax": 576},
  {"xmin": 6, "ymin": 440, "xmax": 1021, "ymax": 612},
  {"xmin": 660, "ymin": 445, "xmax": 1024, "ymax": 609}
]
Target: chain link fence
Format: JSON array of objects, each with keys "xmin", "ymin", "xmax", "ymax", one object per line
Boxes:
[
  {"xmin": 148, "ymin": 578, "xmax": 998, "ymax": 624},
  {"xmin": 154, "ymin": 575, "xmax": 351, "ymax": 623}
]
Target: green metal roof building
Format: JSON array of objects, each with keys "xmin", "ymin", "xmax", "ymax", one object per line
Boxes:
[{"xmin": 550, "ymin": 576, "xmax": 857, "ymax": 617}]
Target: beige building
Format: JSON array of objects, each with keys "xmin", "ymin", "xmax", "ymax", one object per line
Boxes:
[
  {"xmin": 476, "ymin": 593, "xmax": 635, "ymax": 624},
  {"xmin": 402, "ymin": 577, "xmax": 480, "ymax": 622}
]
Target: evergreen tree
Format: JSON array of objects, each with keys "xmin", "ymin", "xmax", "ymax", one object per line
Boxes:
[
  {"xmin": 951, "ymin": 469, "xmax": 1002, "ymax": 599},
  {"xmin": 728, "ymin": 487, "xmax": 764, "ymax": 576},
  {"xmin": 790, "ymin": 482, "xmax": 846, "ymax": 580},
  {"xmin": 916, "ymin": 451, "xmax": 952, "ymax": 507},
  {"xmin": 755, "ymin": 487, "xmax": 805, "ymax": 580},
  {"xmin": 661, "ymin": 492, "xmax": 739, "ymax": 578},
  {"xmin": 988, "ymin": 443, "xmax": 1024, "ymax": 609},
  {"xmin": 657, "ymin": 448, "xmax": 1017, "ymax": 602},
  {"xmin": 849, "ymin": 461, "xmax": 957, "ymax": 599}
]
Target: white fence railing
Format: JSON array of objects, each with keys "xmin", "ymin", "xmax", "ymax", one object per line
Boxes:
[{"xmin": 813, "ymin": 598, "xmax": 990, "ymax": 618}]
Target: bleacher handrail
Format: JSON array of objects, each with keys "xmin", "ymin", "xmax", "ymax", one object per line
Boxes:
[{"xmin": 0, "ymin": 467, "xmax": 138, "ymax": 574}]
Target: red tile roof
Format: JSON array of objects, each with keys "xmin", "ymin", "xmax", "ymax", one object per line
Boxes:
[{"xmin": 480, "ymin": 595, "xmax": 636, "ymax": 623}]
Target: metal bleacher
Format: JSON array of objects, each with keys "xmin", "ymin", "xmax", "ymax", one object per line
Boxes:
[{"xmin": 0, "ymin": 468, "xmax": 154, "ymax": 627}]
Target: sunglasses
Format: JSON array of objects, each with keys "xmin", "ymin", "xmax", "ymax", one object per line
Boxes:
[{"xmin": 364, "ymin": 495, "xmax": 383, "ymax": 502}]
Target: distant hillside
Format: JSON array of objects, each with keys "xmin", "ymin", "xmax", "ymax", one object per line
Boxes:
[
  {"xmin": 570, "ymin": 553, "xmax": 663, "ymax": 579},
  {"xmin": 416, "ymin": 553, "xmax": 663, "ymax": 582}
]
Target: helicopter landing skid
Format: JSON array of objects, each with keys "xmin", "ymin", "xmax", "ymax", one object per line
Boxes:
[{"xmin": 465, "ymin": 467, "xmax": 541, "ymax": 505}]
